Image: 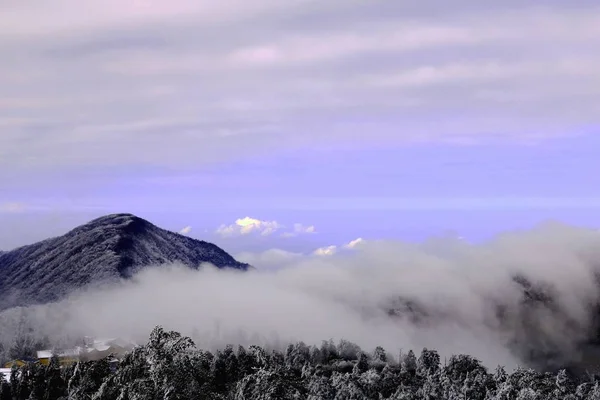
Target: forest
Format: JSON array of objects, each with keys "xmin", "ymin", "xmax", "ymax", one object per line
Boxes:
[{"xmin": 1, "ymin": 326, "xmax": 599, "ymax": 400}]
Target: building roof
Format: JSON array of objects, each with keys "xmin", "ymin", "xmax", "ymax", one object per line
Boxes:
[
  {"xmin": 37, "ymin": 350, "xmax": 53, "ymax": 359},
  {"xmin": 37, "ymin": 348, "xmax": 81, "ymax": 359}
]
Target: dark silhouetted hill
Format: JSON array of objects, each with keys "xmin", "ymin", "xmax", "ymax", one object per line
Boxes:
[{"xmin": 0, "ymin": 213, "xmax": 250, "ymax": 309}]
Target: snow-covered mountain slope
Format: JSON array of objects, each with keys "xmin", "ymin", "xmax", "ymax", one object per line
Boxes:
[{"xmin": 0, "ymin": 213, "xmax": 250, "ymax": 309}]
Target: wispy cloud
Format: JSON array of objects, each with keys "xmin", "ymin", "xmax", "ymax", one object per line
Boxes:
[
  {"xmin": 313, "ymin": 245, "xmax": 338, "ymax": 256},
  {"xmin": 344, "ymin": 237, "xmax": 364, "ymax": 249},
  {"xmin": 0, "ymin": 202, "xmax": 26, "ymax": 213},
  {"xmin": 281, "ymin": 223, "xmax": 317, "ymax": 238},
  {"xmin": 314, "ymin": 238, "xmax": 365, "ymax": 256},
  {"xmin": 179, "ymin": 226, "xmax": 192, "ymax": 235}
]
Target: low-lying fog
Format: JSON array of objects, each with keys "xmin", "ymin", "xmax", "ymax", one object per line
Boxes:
[{"xmin": 3, "ymin": 221, "xmax": 600, "ymax": 371}]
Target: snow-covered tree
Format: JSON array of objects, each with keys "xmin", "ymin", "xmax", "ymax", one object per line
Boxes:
[{"xmin": 417, "ymin": 348, "xmax": 441, "ymax": 377}]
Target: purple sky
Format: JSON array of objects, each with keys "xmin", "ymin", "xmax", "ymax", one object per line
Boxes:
[{"xmin": 1, "ymin": 1, "xmax": 599, "ymax": 252}]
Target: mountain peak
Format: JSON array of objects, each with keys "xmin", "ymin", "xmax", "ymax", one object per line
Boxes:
[
  {"xmin": 88, "ymin": 213, "xmax": 140, "ymax": 223},
  {"xmin": 0, "ymin": 214, "xmax": 250, "ymax": 309},
  {"xmin": 68, "ymin": 213, "xmax": 150, "ymax": 237}
]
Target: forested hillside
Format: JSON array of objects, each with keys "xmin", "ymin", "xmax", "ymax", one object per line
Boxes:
[{"xmin": 1, "ymin": 326, "xmax": 598, "ymax": 400}]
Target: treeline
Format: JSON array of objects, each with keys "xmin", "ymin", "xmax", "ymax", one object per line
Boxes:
[{"xmin": 1, "ymin": 326, "xmax": 599, "ymax": 399}]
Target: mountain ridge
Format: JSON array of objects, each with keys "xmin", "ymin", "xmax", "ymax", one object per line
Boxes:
[{"xmin": 0, "ymin": 213, "xmax": 250, "ymax": 309}]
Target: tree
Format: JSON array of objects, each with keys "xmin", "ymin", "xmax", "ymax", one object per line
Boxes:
[
  {"xmin": 417, "ymin": 348, "xmax": 441, "ymax": 377},
  {"xmin": 145, "ymin": 326, "xmax": 197, "ymax": 400},
  {"xmin": 320, "ymin": 340, "xmax": 339, "ymax": 364},
  {"xmin": 353, "ymin": 353, "xmax": 369, "ymax": 375},
  {"xmin": 516, "ymin": 387, "xmax": 539, "ymax": 400},
  {"xmin": 588, "ymin": 382, "xmax": 600, "ymax": 400},
  {"xmin": 331, "ymin": 372, "xmax": 366, "ymax": 400},
  {"xmin": 379, "ymin": 364, "xmax": 402, "ymax": 398},
  {"xmin": 0, "ymin": 373, "xmax": 11, "ymax": 400},
  {"xmin": 401, "ymin": 350, "xmax": 417, "ymax": 376},
  {"xmin": 1, "ymin": 326, "xmax": 595, "ymax": 399},
  {"xmin": 233, "ymin": 369, "xmax": 304, "ymax": 400},
  {"xmin": 373, "ymin": 346, "xmax": 387, "ymax": 363},
  {"xmin": 8, "ymin": 336, "xmax": 37, "ymax": 361},
  {"xmin": 306, "ymin": 374, "xmax": 335, "ymax": 400},
  {"xmin": 44, "ymin": 356, "xmax": 67, "ymax": 400},
  {"xmin": 286, "ymin": 342, "xmax": 310, "ymax": 371},
  {"xmin": 445, "ymin": 355, "xmax": 486, "ymax": 380},
  {"xmin": 337, "ymin": 340, "xmax": 361, "ymax": 362},
  {"xmin": 212, "ymin": 345, "xmax": 239, "ymax": 393}
]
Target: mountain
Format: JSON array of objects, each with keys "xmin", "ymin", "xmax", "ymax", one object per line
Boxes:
[
  {"xmin": 386, "ymin": 275, "xmax": 600, "ymax": 374},
  {"xmin": 0, "ymin": 213, "xmax": 250, "ymax": 309}
]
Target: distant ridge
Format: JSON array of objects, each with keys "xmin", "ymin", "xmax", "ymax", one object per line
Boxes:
[{"xmin": 0, "ymin": 213, "xmax": 250, "ymax": 309}]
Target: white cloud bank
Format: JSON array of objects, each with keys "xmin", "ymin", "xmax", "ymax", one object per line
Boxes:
[{"xmin": 3, "ymin": 222, "xmax": 600, "ymax": 372}]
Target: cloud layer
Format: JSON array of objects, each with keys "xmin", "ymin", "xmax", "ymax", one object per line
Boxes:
[
  {"xmin": 2, "ymin": 1, "xmax": 600, "ymax": 174},
  {"xmin": 3, "ymin": 222, "xmax": 600, "ymax": 372}
]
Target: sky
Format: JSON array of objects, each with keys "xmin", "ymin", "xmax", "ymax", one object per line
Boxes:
[{"xmin": 1, "ymin": 0, "xmax": 600, "ymax": 252}]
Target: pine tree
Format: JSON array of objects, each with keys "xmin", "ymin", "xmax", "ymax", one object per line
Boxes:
[
  {"xmin": 373, "ymin": 346, "xmax": 387, "ymax": 363},
  {"xmin": 145, "ymin": 326, "xmax": 197, "ymax": 400},
  {"xmin": 417, "ymin": 348, "xmax": 441, "ymax": 377},
  {"xmin": 588, "ymin": 382, "xmax": 600, "ymax": 400},
  {"xmin": 401, "ymin": 350, "xmax": 418, "ymax": 377},
  {"xmin": 331, "ymin": 371, "xmax": 366, "ymax": 400},
  {"xmin": 516, "ymin": 387, "xmax": 539, "ymax": 400},
  {"xmin": 233, "ymin": 368, "xmax": 304, "ymax": 400},
  {"xmin": 379, "ymin": 364, "xmax": 402, "ymax": 398},
  {"xmin": 285, "ymin": 342, "xmax": 310, "ymax": 372},
  {"xmin": 353, "ymin": 352, "xmax": 369, "ymax": 375},
  {"xmin": 306, "ymin": 374, "xmax": 335, "ymax": 400},
  {"xmin": 44, "ymin": 356, "xmax": 67, "ymax": 400},
  {"xmin": 212, "ymin": 345, "xmax": 239, "ymax": 394}
]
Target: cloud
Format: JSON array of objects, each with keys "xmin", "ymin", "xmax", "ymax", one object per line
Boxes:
[
  {"xmin": 293, "ymin": 223, "xmax": 316, "ymax": 234},
  {"xmin": 216, "ymin": 217, "xmax": 318, "ymax": 237},
  {"xmin": 313, "ymin": 245, "xmax": 338, "ymax": 256},
  {"xmin": 344, "ymin": 237, "xmax": 364, "ymax": 249},
  {"xmin": 0, "ymin": 202, "xmax": 26, "ymax": 213},
  {"xmin": 2, "ymin": 3, "xmax": 600, "ymax": 174},
  {"xmin": 216, "ymin": 217, "xmax": 282, "ymax": 237},
  {"xmin": 3, "ymin": 222, "xmax": 600, "ymax": 372},
  {"xmin": 314, "ymin": 238, "xmax": 365, "ymax": 256},
  {"xmin": 235, "ymin": 248, "xmax": 303, "ymax": 270},
  {"xmin": 281, "ymin": 223, "xmax": 317, "ymax": 237},
  {"xmin": 179, "ymin": 226, "xmax": 192, "ymax": 235}
]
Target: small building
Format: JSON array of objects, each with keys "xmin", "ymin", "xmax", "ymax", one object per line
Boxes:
[
  {"xmin": 37, "ymin": 349, "xmax": 79, "ymax": 366},
  {"xmin": 36, "ymin": 350, "xmax": 53, "ymax": 366},
  {"xmin": 3, "ymin": 358, "xmax": 36, "ymax": 369},
  {"xmin": 79, "ymin": 337, "xmax": 132, "ymax": 362},
  {"xmin": 36, "ymin": 337, "xmax": 134, "ymax": 366}
]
